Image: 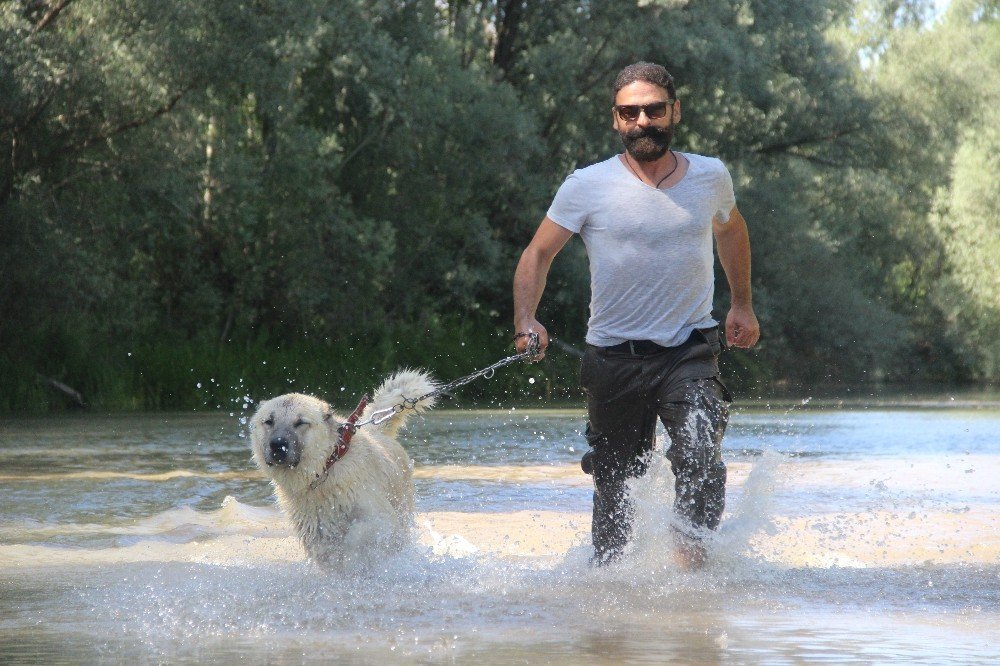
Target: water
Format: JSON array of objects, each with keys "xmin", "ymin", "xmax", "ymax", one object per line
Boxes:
[{"xmin": 1, "ymin": 404, "xmax": 998, "ymax": 663}]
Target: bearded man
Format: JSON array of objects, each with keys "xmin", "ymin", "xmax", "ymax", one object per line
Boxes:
[{"xmin": 513, "ymin": 61, "xmax": 760, "ymax": 567}]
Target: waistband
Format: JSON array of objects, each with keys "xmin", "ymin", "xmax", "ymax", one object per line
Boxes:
[
  {"xmin": 593, "ymin": 327, "xmax": 719, "ymax": 357},
  {"xmin": 598, "ymin": 339, "xmax": 668, "ymax": 356}
]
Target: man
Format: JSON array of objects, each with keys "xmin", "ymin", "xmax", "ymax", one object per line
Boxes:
[{"xmin": 513, "ymin": 61, "xmax": 760, "ymax": 567}]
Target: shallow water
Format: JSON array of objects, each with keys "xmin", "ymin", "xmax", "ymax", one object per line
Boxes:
[{"xmin": 1, "ymin": 404, "xmax": 998, "ymax": 663}]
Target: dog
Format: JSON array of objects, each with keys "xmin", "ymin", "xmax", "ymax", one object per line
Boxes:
[{"xmin": 249, "ymin": 370, "xmax": 437, "ymax": 565}]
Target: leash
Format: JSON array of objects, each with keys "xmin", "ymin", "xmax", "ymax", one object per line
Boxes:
[
  {"xmin": 355, "ymin": 332, "xmax": 541, "ymax": 429},
  {"xmin": 309, "ymin": 333, "xmax": 540, "ymax": 490}
]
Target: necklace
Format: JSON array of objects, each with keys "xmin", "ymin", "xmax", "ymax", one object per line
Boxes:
[{"xmin": 624, "ymin": 150, "xmax": 678, "ymax": 189}]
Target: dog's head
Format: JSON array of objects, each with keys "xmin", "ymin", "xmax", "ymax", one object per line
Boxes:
[{"xmin": 249, "ymin": 393, "xmax": 335, "ymax": 474}]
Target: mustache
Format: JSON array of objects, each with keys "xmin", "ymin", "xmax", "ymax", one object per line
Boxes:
[{"xmin": 623, "ymin": 125, "xmax": 672, "ymax": 141}]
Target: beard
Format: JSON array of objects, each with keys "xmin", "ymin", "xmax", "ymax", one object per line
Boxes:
[{"xmin": 620, "ymin": 123, "xmax": 674, "ymax": 162}]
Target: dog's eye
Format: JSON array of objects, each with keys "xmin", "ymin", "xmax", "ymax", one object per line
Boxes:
[
  {"xmin": 293, "ymin": 419, "xmax": 309, "ymax": 428},
  {"xmin": 263, "ymin": 417, "xmax": 274, "ymax": 427}
]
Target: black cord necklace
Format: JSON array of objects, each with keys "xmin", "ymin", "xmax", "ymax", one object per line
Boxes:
[{"xmin": 625, "ymin": 150, "xmax": 678, "ymax": 189}]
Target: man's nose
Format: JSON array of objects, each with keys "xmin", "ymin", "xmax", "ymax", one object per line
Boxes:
[{"xmin": 635, "ymin": 111, "xmax": 653, "ymax": 127}]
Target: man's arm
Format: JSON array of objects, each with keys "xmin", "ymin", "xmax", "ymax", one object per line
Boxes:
[
  {"xmin": 513, "ymin": 217, "xmax": 574, "ymax": 359},
  {"xmin": 713, "ymin": 206, "xmax": 760, "ymax": 348}
]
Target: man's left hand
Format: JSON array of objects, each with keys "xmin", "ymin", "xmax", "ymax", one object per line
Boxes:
[{"xmin": 725, "ymin": 305, "xmax": 760, "ymax": 349}]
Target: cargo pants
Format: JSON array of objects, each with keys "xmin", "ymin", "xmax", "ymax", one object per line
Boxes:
[{"xmin": 580, "ymin": 327, "xmax": 732, "ymax": 564}]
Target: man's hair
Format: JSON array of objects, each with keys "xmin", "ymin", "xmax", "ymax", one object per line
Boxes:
[{"xmin": 612, "ymin": 62, "xmax": 676, "ymax": 103}]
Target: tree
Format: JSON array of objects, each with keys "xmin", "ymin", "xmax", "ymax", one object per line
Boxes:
[{"xmin": 874, "ymin": 0, "xmax": 1000, "ymax": 379}]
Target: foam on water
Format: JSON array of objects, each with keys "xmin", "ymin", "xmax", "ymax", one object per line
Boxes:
[{"xmin": 30, "ymin": 490, "xmax": 995, "ymax": 663}]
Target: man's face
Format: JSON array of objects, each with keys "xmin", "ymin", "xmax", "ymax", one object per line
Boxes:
[{"xmin": 612, "ymin": 81, "xmax": 680, "ymax": 162}]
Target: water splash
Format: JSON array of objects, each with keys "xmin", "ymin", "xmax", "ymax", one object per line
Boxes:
[{"xmin": 4, "ymin": 408, "xmax": 999, "ymax": 662}]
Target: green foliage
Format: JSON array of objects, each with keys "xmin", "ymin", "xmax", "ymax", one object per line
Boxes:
[
  {"xmin": 874, "ymin": 0, "xmax": 1000, "ymax": 378},
  {"xmin": 0, "ymin": 0, "xmax": 996, "ymax": 411}
]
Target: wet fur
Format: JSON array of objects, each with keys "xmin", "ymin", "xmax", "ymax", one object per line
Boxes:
[{"xmin": 249, "ymin": 370, "xmax": 437, "ymax": 565}]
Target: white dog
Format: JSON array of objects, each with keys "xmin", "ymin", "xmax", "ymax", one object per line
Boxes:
[{"xmin": 249, "ymin": 370, "xmax": 437, "ymax": 565}]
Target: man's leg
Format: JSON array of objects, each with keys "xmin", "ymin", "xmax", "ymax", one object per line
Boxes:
[
  {"xmin": 658, "ymin": 377, "xmax": 729, "ymax": 532},
  {"xmin": 580, "ymin": 348, "xmax": 656, "ymax": 564},
  {"xmin": 586, "ymin": 408, "xmax": 657, "ymax": 564}
]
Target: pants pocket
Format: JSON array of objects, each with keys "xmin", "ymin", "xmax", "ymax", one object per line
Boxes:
[
  {"xmin": 580, "ymin": 421, "xmax": 604, "ymax": 475},
  {"xmin": 710, "ymin": 375, "xmax": 734, "ymax": 403},
  {"xmin": 579, "ymin": 346, "xmax": 598, "ymax": 390},
  {"xmin": 697, "ymin": 326, "xmax": 723, "ymax": 357}
]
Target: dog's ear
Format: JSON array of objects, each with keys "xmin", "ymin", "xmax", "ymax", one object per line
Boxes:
[{"xmin": 322, "ymin": 410, "xmax": 337, "ymax": 435}]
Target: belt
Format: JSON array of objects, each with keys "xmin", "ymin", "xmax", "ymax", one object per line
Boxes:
[{"xmin": 600, "ymin": 339, "xmax": 668, "ymax": 356}]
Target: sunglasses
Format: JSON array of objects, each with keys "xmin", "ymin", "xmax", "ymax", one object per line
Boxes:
[{"xmin": 614, "ymin": 101, "xmax": 674, "ymax": 122}]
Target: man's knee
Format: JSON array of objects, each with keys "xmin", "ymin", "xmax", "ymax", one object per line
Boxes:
[
  {"xmin": 663, "ymin": 378, "xmax": 729, "ymax": 452},
  {"xmin": 661, "ymin": 377, "xmax": 731, "ymax": 528}
]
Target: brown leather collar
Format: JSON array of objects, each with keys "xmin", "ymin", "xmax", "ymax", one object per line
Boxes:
[{"xmin": 310, "ymin": 394, "xmax": 368, "ymax": 489}]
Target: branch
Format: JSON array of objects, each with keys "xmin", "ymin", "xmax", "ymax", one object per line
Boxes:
[
  {"xmin": 783, "ymin": 150, "xmax": 847, "ymax": 168},
  {"xmin": 37, "ymin": 373, "xmax": 86, "ymax": 407},
  {"xmin": 333, "ymin": 108, "xmax": 389, "ymax": 177},
  {"xmin": 46, "ymin": 157, "xmax": 113, "ymax": 191},
  {"xmin": 31, "ymin": 0, "xmax": 76, "ymax": 34},
  {"xmin": 756, "ymin": 125, "xmax": 861, "ymax": 156},
  {"xmin": 542, "ymin": 47, "xmax": 616, "ymax": 140},
  {"xmin": 24, "ymin": 88, "xmax": 188, "ymax": 178},
  {"xmin": 94, "ymin": 90, "xmax": 185, "ymax": 146},
  {"xmin": 575, "ymin": 38, "xmax": 612, "ymax": 96}
]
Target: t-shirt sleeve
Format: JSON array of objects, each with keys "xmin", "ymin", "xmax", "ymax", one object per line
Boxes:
[
  {"xmin": 714, "ymin": 161, "xmax": 736, "ymax": 223},
  {"xmin": 545, "ymin": 173, "xmax": 588, "ymax": 233}
]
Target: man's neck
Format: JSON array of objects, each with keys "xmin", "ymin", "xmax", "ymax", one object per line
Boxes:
[{"xmin": 622, "ymin": 149, "xmax": 681, "ymax": 186}]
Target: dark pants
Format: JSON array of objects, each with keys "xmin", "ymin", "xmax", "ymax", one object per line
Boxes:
[{"xmin": 580, "ymin": 328, "xmax": 732, "ymax": 563}]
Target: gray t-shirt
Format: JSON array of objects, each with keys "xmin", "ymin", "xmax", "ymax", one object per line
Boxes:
[{"xmin": 547, "ymin": 152, "xmax": 736, "ymax": 348}]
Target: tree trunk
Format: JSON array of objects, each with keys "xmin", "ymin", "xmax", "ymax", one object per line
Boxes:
[
  {"xmin": 493, "ymin": 0, "xmax": 526, "ymax": 76},
  {"xmin": 202, "ymin": 115, "xmax": 217, "ymax": 223}
]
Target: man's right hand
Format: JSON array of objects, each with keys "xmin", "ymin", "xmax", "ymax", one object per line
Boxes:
[
  {"xmin": 514, "ymin": 319, "xmax": 549, "ymax": 361},
  {"xmin": 512, "ymin": 218, "xmax": 572, "ymax": 364}
]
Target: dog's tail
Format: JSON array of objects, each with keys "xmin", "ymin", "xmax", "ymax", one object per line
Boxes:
[{"xmin": 366, "ymin": 369, "xmax": 439, "ymax": 437}]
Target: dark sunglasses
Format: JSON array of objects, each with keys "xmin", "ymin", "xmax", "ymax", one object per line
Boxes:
[{"xmin": 614, "ymin": 101, "xmax": 674, "ymax": 122}]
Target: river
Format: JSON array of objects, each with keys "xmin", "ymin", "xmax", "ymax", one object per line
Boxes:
[{"xmin": 1, "ymin": 401, "xmax": 998, "ymax": 663}]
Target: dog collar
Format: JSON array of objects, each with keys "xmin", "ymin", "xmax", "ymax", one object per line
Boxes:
[{"xmin": 309, "ymin": 394, "xmax": 369, "ymax": 490}]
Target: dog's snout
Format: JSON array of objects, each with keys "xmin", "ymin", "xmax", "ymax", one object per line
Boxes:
[
  {"xmin": 268, "ymin": 434, "xmax": 299, "ymax": 466},
  {"xmin": 270, "ymin": 436, "xmax": 290, "ymax": 459}
]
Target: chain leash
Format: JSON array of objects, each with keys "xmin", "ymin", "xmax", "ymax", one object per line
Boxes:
[{"xmin": 345, "ymin": 332, "xmax": 541, "ymax": 430}]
